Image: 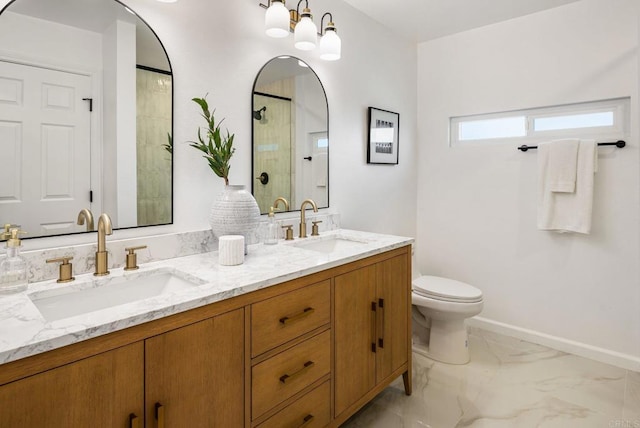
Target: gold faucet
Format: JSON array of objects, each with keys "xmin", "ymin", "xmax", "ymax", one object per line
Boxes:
[
  {"xmin": 273, "ymin": 197, "xmax": 289, "ymax": 212},
  {"xmin": 299, "ymin": 199, "xmax": 318, "ymax": 238},
  {"xmin": 77, "ymin": 209, "xmax": 95, "ymax": 231},
  {"xmin": 95, "ymin": 213, "xmax": 113, "ymax": 276}
]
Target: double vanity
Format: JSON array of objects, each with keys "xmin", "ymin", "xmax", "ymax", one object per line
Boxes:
[{"xmin": 0, "ymin": 229, "xmax": 413, "ymax": 427}]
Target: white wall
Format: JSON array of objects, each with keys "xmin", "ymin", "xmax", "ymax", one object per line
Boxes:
[
  {"xmin": 0, "ymin": 0, "xmax": 418, "ymax": 245},
  {"xmin": 117, "ymin": 0, "xmax": 418, "ymax": 239},
  {"xmin": 417, "ymin": 0, "xmax": 640, "ymax": 365}
]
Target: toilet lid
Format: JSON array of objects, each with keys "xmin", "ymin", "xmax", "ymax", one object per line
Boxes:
[{"xmin": 412, "ymin": 275, "xmax": 483, "ymax": 303}]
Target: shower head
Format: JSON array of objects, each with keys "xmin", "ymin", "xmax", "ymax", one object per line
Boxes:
[{"xmin": 253, "ymin": 106, "xmax": 267, "ymax": 121}]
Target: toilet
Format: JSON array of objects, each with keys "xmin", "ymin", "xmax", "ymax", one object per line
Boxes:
[{"xmin": 412, "ymin": 275, "xmax": 483, "ymax": 365}]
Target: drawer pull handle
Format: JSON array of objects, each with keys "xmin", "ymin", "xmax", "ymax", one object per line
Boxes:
[
  {"xmin": 279, "ymin": 307, "xmax": 315, "ymax": 325},
  {"xmin": 280, "ymin": 360, "xmax": 315, "ymax": 383},
  {"xmin": 298, "ymin": 414, "xmax": 315, "ymax": 427},
  {"xmin": 129, "ymin": 414, "xmax": 140, "ymax": 428},
  {"xmin": 155, "ymin": 402, "xmax": 165, "ymax": 428}
]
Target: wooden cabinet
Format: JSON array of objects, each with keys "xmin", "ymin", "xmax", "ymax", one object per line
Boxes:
[
  {"xmin": 0, "ymin": 342, "xmax": 143, "ymax": 428},
  {"xmin": 0, "ymin": 244, "xmax": 411, "ymax": 428},
  {"xmin": 145, "ymin": 308, "xmax": 245, "ymax": 428},
  {"xmin": 334, "ymin": 252, "xmax": 411, "ymax": 420},
  {"xmin": 250, "ymin": 280, "xmax": 332, "ymax": 426}
]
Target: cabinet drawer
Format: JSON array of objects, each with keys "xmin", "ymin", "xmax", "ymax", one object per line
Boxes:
[
  {"xmin": 256, "ymin": 381, "xmax": 330, "ymax": 428},
  {"xmin": 252, "ymin": 280, "xmax": 330, "ymax": 357},
  {"xmin": 252, "ymin": 330, "xmax": 330, "ymax": 419}
]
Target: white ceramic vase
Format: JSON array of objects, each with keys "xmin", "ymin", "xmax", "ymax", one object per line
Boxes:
[{"xmin": 209, "ymin": 185, "xmax": 261, "ymax": 254}]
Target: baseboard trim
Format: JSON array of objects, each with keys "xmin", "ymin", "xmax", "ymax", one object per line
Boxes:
[{"xmin": 467, "ymin": 316, "xmax": 640, "ymax": 372}]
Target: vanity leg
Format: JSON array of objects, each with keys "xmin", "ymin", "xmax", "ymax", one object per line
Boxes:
[{"xmin": 402, "ymin": 370, "xmax": 412, "ymax": 396}]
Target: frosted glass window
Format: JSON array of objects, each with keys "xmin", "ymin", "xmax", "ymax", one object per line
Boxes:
[
  {"xmin": 459, "ymin": 117, "xmax": 526, "ymax": 140},
  {"xmin": 533, "ymin": 112, "xmax": 614, "ymax": 131}
]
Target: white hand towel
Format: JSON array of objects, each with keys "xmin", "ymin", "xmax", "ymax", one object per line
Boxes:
[
  {"xmin": 537, "ymin": 139, "xmax": 597, "ymax": 234},
  {"xmin": 548, "ymin": 139, "xmax": 579, "ymax": 192},
  {"xmin": 313, "ymin": 152, "xmax": 328, "ymax": 187}
]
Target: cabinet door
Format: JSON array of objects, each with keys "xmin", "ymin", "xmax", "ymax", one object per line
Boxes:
[
  {"xmin": 145, "ymin": 308, "xmax": 244, "ymax": 427},
  {"xmin": 334, "ymin": 265, "xmax": 377, "ymax": 417},
  {"xmin": 376, "ymin": 254, "xmax": 409, "ymax": 383},
  {"xmin": 0, "ymin": 342, "xmax": 144, "ymax": 428}
]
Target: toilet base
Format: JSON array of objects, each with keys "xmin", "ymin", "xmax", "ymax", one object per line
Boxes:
[{"xmin": 426, "ymin": 318, "xmax": 470, "ymax": 365}]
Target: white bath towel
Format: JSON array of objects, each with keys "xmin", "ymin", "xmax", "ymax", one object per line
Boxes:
[
  {"xmin": 313, "ymin": 152, "xmax": 328, "ymax": 187},
  {"xmin": 537, "ymin": 139, "xmax": 597, "ymax": 234},
  {"xmin": 548, "ymin": 139, "xmax": 579, "ymax": 192}
]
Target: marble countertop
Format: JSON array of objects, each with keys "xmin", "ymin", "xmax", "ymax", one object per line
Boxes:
[{"xmin": 0, "ymin": 229, "xmax": 413, "ymax": 365}]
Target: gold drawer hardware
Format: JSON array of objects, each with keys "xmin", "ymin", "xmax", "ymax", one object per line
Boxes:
[
  {"xmin": 279, "ymin": 360, "xmax": 315, "ymax": 384},
  {"xmin": 155, "ymin": 402, "xmax": 165, "ymax": 428},
  {"xmin": 45, "ymin": 256, "xmax": 74, "ymax": 283},
  {"xmin": 298, "ymin": 414, "xmax": 315, "ymax": 427},
  {"xmin": 124, "ymin": 245, "xmax": 147, "ymax": 271},
  {"xmin": 279, "ymin": 307, "xmax": 315, "ymax": 325},
  {"xmin": 129, "ymin": 413, "xmax": 140, "ymax": 428}
]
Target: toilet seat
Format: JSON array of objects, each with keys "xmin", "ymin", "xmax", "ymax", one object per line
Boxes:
[{"xmin": 412, "ymin": 275, "xmax": 483, "ymax": 304}]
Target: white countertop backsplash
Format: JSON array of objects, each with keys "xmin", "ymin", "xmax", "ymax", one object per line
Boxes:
[
  {"xmin": 0, "ymin": 226, "xmax": 412, "ymax": 365},
  {"xmin": 14, "ymin": 212, "xmax": 341, "ymax": 284}
]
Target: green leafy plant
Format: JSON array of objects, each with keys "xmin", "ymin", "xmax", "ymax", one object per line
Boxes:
[{"xmin": 188, "ymin": 95, "xmax": 235, "ymax": 185}]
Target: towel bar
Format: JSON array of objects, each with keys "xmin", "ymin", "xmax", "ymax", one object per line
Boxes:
[{"xmin": 518, "ymin": 140, "xmax": 626, "ymax": 152}]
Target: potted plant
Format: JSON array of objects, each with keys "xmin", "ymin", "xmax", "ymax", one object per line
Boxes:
[
  {"xmin": 189, "ymin": 96, "xmax": 235, "ymax": 186},
  {"xmin": 189, "ymin": 95, "xmax": 260, "ymax": 253}
]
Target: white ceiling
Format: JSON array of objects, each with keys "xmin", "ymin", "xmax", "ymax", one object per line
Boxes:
[{"xmin": 341, "ymin": 0, "xmax": 581, "ymax": 43}]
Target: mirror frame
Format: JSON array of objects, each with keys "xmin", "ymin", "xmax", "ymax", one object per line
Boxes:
[
  {"xmin": 0, "ymin": 0, "xmax": 174, "ymax": 240},
  {"xmin": 250, "ymin": 56, "xmax": 329, "ymax": 215}
]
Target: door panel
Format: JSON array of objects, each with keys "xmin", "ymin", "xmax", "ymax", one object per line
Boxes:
[
  {"xmin": 334, "ymin": 265, "xmax": 377, "ymax": 417},
  {"xmin": 376, "ymin": 254, "xmax": 409, "ymax": 383},
  {"xmin": 0, "ymin": 60, "xmax": 91, "ymax": 235}
]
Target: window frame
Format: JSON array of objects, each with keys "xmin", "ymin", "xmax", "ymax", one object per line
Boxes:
[{"xmin": 450, "ymin": 97, "xmax": 629, "ymax": 147}]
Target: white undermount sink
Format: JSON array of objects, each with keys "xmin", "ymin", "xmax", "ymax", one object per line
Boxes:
[
  {"xmin": 29, "ymin": 269, "xmax": 204, "ymax": 322},
  {"xmin": 292, "ymin": 235, "xmax": 369, "ymax": 254}
]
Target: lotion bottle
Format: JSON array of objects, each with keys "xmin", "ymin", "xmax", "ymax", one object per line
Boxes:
[
  {"xmin": 0, "ymin": 228, "xmax": 28, "ymax": 294},
  {"xmin": 264, "ymin": 207, "xmax": 278, "ymax": 245}
]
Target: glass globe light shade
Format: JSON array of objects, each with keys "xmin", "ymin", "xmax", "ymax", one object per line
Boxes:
[
  {"xmin": 294, "ymin": 12, "xmax": 317, "ymax": 51},
  {"xmin": 265, "ymin": 1, "xmax": 290, "ymax": 38},
  {"xmin": 319, "ymin": 27, "xmax": 341, "ymax": 61}
]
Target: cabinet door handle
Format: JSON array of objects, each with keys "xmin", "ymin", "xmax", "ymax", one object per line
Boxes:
[
  {"xmin": 279, "ymin": 360, "xmax": 315, "ymax": 383},
  {"xmin": 298, "ymin": 414, "xmax": 315, "ymax": 427},
  {"xmin": 378, "ymin": 298, "xmax": 385, "ymax": 349},
  {"xmin": 155, "ymin": 403, "xmax": 165, "ymax": 428},
  {"xmin": 129, "ymin": 413, "xmax": 140, "ymax": 428},
  {"xmin": 371, "ymin": 301, "xmax": 377, "ymax": 353},
  {"xmin": 279, "ymin": 307, "xmax": 315, "ymax": 325}
]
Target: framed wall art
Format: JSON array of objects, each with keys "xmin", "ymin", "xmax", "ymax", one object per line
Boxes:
[{"xmin": 367, "ymin": 107, "xmax": 399, "ymax": 164}]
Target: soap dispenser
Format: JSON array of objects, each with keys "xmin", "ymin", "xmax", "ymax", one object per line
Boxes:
[
  {"xmin": 264, "ymin": 207, "xmax": 278, "ymax": 245},
  {"xmin": 0, "ymin": 228, "xmax": 28, "ymax": 294}
]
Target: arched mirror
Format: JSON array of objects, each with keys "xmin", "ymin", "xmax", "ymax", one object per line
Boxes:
[
  {"xmin": 252, "ymin": 56, "xmax": 328, "ymax": 214},
  {"xmin": 0, "ymin": 0, "xmax": 173, "ymax": 239}
]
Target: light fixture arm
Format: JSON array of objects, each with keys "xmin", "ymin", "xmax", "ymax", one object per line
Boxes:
[
  {"xmin": 259, "ymin": 0, "xmax": 285, "ymax": 10},
  {"xmin": 296, "ymin": 0, "xmax": 309, "ymax": 16},
  {"xmin": 319, "ymin": 12, "xmax": 334, "ymax": 35}
]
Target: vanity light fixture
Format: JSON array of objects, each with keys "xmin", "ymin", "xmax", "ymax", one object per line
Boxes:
[
  {"xmin": 259, "ymin": 0, "xmax": 341, "ymax": 60},
  {"xmin": 264, "ymin": 0, "xmax": 290, "ymax": 38},
  {"xmin": 293, "ymin": 1, "xmax": 317, "ymax": 51},
  {"xmin": 319, "ymin": 13, "xmax": 341, "ymax": 61}
]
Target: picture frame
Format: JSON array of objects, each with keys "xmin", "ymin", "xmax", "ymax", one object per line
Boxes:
[{"xmin": 367, "ymin": 107, "xmax": 400, "ymax": 164}]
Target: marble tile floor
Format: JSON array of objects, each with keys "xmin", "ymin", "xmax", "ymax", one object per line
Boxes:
[{"xmin": 342, "ymin": 327, "xmax": 640, "ymax": 428}]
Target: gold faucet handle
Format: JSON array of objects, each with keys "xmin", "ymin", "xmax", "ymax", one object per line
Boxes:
[
  {"xmin": 1, "ymin": 224, "xmax": 19, "ymax": 240},
  {"xmin": 311, "ymin": 220, "xmax": 322, "ymax": 236},
  {"xmin": 124, "ymin": 246, "xmax": 147, "ymax": 271},
  {"xmin": 281, "ymin": 225, "xmax": 294, "ymax": 241},
  {"xmin": 46, "ymin": 257, "xmax": 75, "ymax": 283}
]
